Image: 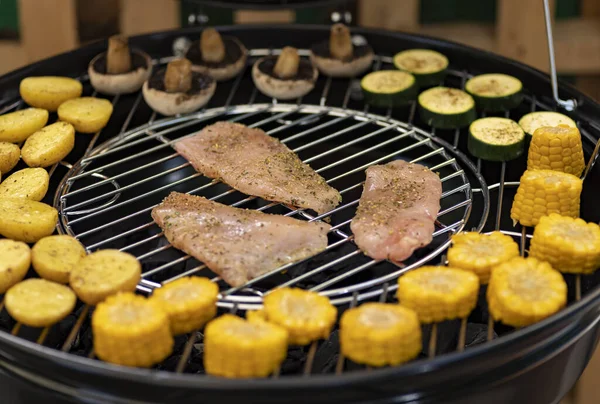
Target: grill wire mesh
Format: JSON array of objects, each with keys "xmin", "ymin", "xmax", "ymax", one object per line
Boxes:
[{"xmin": 1, "ymin": 46, "xmax": 600, "ymax": 377}]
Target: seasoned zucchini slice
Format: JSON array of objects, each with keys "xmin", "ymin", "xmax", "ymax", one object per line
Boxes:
[
  {"xmin": 418, "ymin": 87, "xmax": 476, "ymax": 129},
  {"xmin": 468, "ymin": 117, "xmax": 525, "ymax": 161},
  {"xmin": 518, "ymin": 111, "xmax": 577, "ymax": 145},
  {"xmin": 361, "ymin": 70, "xmax": 418, "ymax": 108},
  {"xmin": 393, "ymin": 49, "xmax": 448, "ymax": 87},
  {"xmin": 465, "ymin": 73, "xmax": 523, "ymax": 112}
]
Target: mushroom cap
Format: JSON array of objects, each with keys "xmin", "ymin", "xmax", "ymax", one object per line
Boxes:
[
  {"xmin": 88, "ymin": 49, "xmax": 152, "ymax": 95},
  {"xmin": 142, "ymin": 71, "xmax": 216, "ymax": 116},
  {"xmin": 251, "ymin": 56, "xmax": 318, "ymax": 100},
  {"xmin": 186, "ymin": 36, "xmax": 248, "ymax": 82},
  {"xmin": 309, "ymin": 42, "xmax": 374, "ymax": 78}
]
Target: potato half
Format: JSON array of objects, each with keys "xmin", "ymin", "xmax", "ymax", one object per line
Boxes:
[
  {"xmin": 20, "ymin": 76, "xmax": 82, "ymax": 111},
  {"xmin": 0, "ymin": 198, "xmax": 58, "ymax": 243},
  {"xmin": 32, "ymin": 235, "xmax": 87, "ymax": 284},
  {"xmin": 0, "ymin": 142, "xmax": 20, "ymax": 174},
  {"xmin": 0, "ymin": 239, "xmax": 31, "ymax": 294},
  {"xmin": 21, "ymin": 122, "xmax": 75, "ymax": 168},
  {"xmin": 58, "ymin": 97, "xmax": 113, "ymax": 134},
  {"xmin": 0, "ymin": 168, "xmax": 49, "ymax": 201},
  {"xmin": 0, "ymin": 108, "xmax": 48, "ymax": 143}
]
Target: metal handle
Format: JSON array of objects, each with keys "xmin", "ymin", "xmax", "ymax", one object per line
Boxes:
[{"xmin": 543, "ymin": 0, "xmax": 577, "ymax": 111}]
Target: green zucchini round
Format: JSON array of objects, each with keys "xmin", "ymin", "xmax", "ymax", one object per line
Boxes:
[
  {"xmin": 418, "ymin": 87, "xmax": 476, "ymax": 129},
  {"xmin": 518, "ymin": 111, "xmax": 577, "ymax": 147},
  {"xmin": 393, "ymin": 49, "xmax": 449, "ymax": 87},
  {"xmin": 468, "ymin": 117, "xmax": 525, "ymax": 161},
  {"xmin": 465, "ymin": 73, "xmax": 523, "ymax": 112},
  {"xmin": 361, "ymin": 70, "xmax": 418, "ymax": 108}
]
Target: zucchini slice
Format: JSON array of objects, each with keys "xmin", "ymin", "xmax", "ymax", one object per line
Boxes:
[
  {"xmin": 393, "ymin": 49, "xmax": 448, "ymax": 87},
  {"xmin": 465, "ymin": 73, "xmax": 523, "ymax": 112},
  {"xmin": 418, "ymin": 87, "xmax": 476, "ymax": 129},
  {"xmin": 518, "ymin": 111, "xmax": 577, "ymax": 145},
  {"xmin": 468, "ymin": 117, "xmax": 525, "ymax": 161},
  {"xmin": 361, "ymin": 70, "xmax": 418, "ymax": 108}
]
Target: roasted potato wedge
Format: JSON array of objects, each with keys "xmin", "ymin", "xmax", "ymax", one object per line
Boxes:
[
  {"xmin": 20, "ymin": 76, "xmax": 82, "ymax": 111},
  {"xmin": 57, "ymin": 97, "xmax": 113, "ymax": 134},
  {"xmin": 32, "ymin": 235, "xmax": 86, "ymax": 284},
  {"xmin": 0, "ymin": 168, "xmax": 49, "ymax": 201},
  {"xmin": 0, "ymin": 142, "xmax": 20, "ymax": 174},
  {"xmin": 5, "ymin": 278, "xmax": 77, "ymax": 327},
  {"xmin": 21, "ymin": 122, "xmax": 75, "ymax": 168},
  {"xmin": 0, "ymin": 108, "xmax": 48, "ymax": 143},
  {"xmin": 70, "ymin": 250, "xmax": 142, "ymax": 305},
  {"xmin": 0, "ymin": 198, "xmax": 58, "ymax": 243},
  {"xmin": 0, "ymin": 239, "xmax": 31, "ymax": 293}
]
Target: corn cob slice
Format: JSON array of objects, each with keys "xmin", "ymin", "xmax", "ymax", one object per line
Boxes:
[
  {"xmin": 262, "ymin": 288, "xmax": 337, "ymax": 345},
  {"xmin": 246, "ymin": 309, "xmax": 268, "ymax": 323},
  {"xmin": 204, "ymin": 314, "xmax": 288, "ymax": 378},
  {"xmin": 528, "ymin": 125, "xmax": 585, "ymax": 177},
  {"xmin": 5, "ymin": 278, "xmax": 76, "ymax": 328},
  {"xmin": 92, "ymin": 293, "xmax": 173, "ymax": 368},
  {"xmin": 510, "ymin": 169, "xmax": 582, "ymax": 227},
  {"xmin": 397, "ymin": 266, "xmax": 479, "ymax": 323},
  {"xmin": 447, "ymin": 231, "xmax": 520, "ymax": 284},
  {"xmin": 529, "ymin": 213, "xmax": 600, "ymax": 274},
  {"xmin": 487, "ymin": 257, "xmax": 566, "ymax": 327},
  {"xmin": 339, "ymin": 303, "xmax": 421, "ymax": 367},
  {"xmin": 150, "ymin": 276, "xmax": 219, "ymax": 335}
]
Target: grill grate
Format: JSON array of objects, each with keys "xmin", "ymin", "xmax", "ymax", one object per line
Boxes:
[{"xmin": 2, "ymin": 46, "xmax": 600, "ymax": 378}]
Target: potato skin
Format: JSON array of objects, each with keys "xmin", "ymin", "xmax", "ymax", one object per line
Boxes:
[
  {"xmin": 0, "ymin": 198, "xmax": 58, "ymax": 243},
  {"xmin": 32, "ymin": 235, "xmax": 86, "ymax": 284},
  {"xmin": 0, "ymin": 239, "xmax": 31, "ymax": 294},
  {"xmin": 0, "ymin": 142, "xmax": 20, "ymax": 174},
  {"xmin": 57, "ymin": 97, "xmax": 114, "ymax": 134},
  {"xmin": 21, "ymin": 122, "xmax": 75, "ymax": 168},
  {"xmin": 0, "ymin": 108, "xmax": 48, "ymax": 143},
  {"xmin": 0, "ymin": 168, "xmax": 49, "ymax": 201},
  {"xmin": 20, "ymin": 76, "xmax": 82, "ymax": 111}
]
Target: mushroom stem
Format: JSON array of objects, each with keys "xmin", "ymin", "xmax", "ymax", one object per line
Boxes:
[
  {"xmin": 164, "ymin": 58, "xmax": 193, "ymax": 93},
  {"xmin": 106, "ymin": 35, "xmax": 132, "ymax": 74},
  {"xmin": 201, "ymin": 28, "xmax": 226, "ymax": 63},
  {"xmin": 329, "ymin": 23, "xmax": 353, "ymax": 60},
  {"xmin": 273, "ymin": 47, "xmax": 300, "ymax": 79}
]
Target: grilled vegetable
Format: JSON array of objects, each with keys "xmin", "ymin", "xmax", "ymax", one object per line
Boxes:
[
  {"xmin": 5, "ymin": 278, "xmax": 76, "ymax": 327},
  {"xmin": 150, "ymin": 276, "xmax": 219, "ymax": 335},
  {"xmin": 518, "ymin": 111, "xmax": 576, "ymax": 145},
  {"xmin": 0, "ymin": 142, "xmax": 20, "ymax": 174},
  {"xmin": 510, "ymin": 169, "xmax": 582, "ymax": 227},
  {"xmin": 465, "ymin": 73, "xmax": 523, "ymax": 112},
  {"xmin": 20, "ymin": 76, "xmax": 82, "ymax": 111},
  {"xmin": 0, "ymin": 198, "xmax": 58, "ymax": 243},
  {"xmin": 262, "ymin": 287, "xmax": 337, "ymax": 345},
  {"xmin": 204, "ymin": 314, "xmax": 288, "ymax": 378},
  {"xmin": 529, "ymin": 213, "xmax": 600, "ymax": 275},
  {"xmin": 0, "ymin": 168, "xmax": 49, "ymax": 201},
  {"xmin": 528, "ymin": 125, "xmax": 585, "ymax": 177},
  {"xmin": 467, "ymin": 117, "xmax": 525, "ymax": 161},
  {"xmin": 339, "ymin": 303, "xmax": 422, "ymax": 367},
  {"xmin": 31, "ymin": 235, "xmax": 87, "ymax": 284},
  {"xmin": 487, "ymin": 257, "xmax": 567, "ymax": 327},
  {"xmin": 393, "ymin": 49, "xmax": 448, "ymax": 87},
  {"xmin": 361, "ymin": 70, "xmax": 418, "ymax": 108},
  {"xmin": 69, "ymin": 250, "xmax": 141, "ymax": 305},
  {"xmin": 57, "ymin": 97, "xmax": 114, "ymax": 134},
  {"xmin": 93, "ymin": 293, "xmax": 173, "ymax": 368},
  {"xmin": 397, "ymin": 266, "xmax": 479, "ymax": 323},
  {"xmin": 447, "ymin": 231, "xmax": 520, "ymax": 284},
  {"xmin": 21, "ymin": 122, "xmax": 75, "ymax": 168},
  {"xmin": 0, "ymin": 108, "xmax": 48, "ymax": 143},
  {"xmin": 0, "ymin": 239, "xmax": 31, "ymax": 293},
  {"xmin": 418, "ymin": 87, "xmax": 476, "ymax": 129},
  {"xmin": 246, "ymin": 309, "xmax": 268, "ymax": 323}
]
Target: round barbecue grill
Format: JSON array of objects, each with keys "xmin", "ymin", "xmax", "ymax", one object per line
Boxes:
[{"xmin": 1, "ymin": 22, "xmax": 600, "ymax": 404}]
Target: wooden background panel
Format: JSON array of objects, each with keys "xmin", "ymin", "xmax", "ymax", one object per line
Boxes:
[
  {"xmin": 358, "ymin": 0, "xmax": 420, "ymax": 32},
  {"xmin": 120, "ymin": 0, "xmax": 180, "ymax": 36}
]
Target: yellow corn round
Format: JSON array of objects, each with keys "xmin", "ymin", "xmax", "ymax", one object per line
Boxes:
[
  {"xmin": 262, "ymin": 288, "xmax": 337, "ymax": 345},
  {"xmin": 150, "ymin": 277, "xmax": 219, "ymax": 335},
  {"xmin": 204, "ymin": 314, "xmax": 288, "ymax": 378},
  {"xmin": 448, "ymin": 231, "xmax": 520, "ymax": 284},
  {"xmin": 397, "ymin": 266, "xmax": 480, "ymax": 323},
  {"xmin": 529, "ymin": 213, "xmax": 600, "ymax": 274},
  {"xmin": 487, "ymin": 257, "xmax": 567, "ymax": 327},
  {"xmin": 528, "ymin": 125, "xmax": 585, "ymax": 177},
  {"xmin": 510, "ymin": 169, "xmax": 582, "ymax": 227},
  {"xmin": 92, "ymin": 293, "xmax": 173, "ymax": 368},
  {"xmin": 340, "ymin": 303, "xmax": 422, "ymax": 367}
]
